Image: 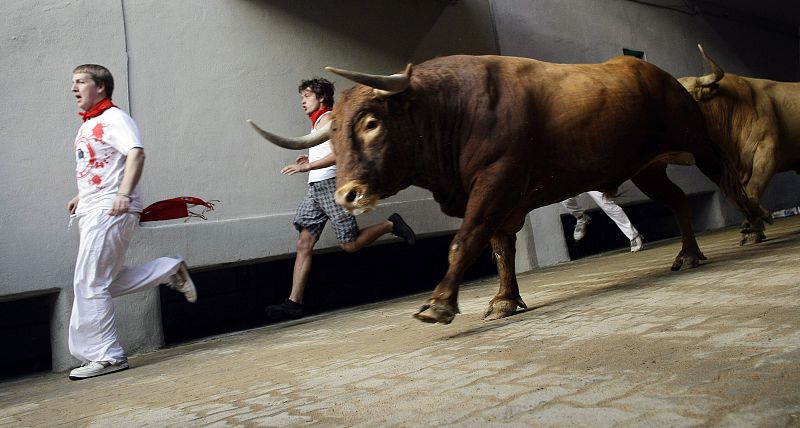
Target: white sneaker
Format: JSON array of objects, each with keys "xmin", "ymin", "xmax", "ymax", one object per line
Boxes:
[
  {"xmin": 573, "ymin": 214, "xmax": 591, "ymax": 241},
  {"xmin": 168, "ymin": 262, "xmax": 197, "ymax": 303},
  {"xmin": 630, "ymin": 234, "xmax": 645, "ymax": 252},
  {"xmin": 69, "ymin": 360, "xmax": 129, "ymax": 380}
]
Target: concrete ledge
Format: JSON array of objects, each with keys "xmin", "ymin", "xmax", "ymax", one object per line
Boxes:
[{"xmin": 128, "ymin": 197, "xmax": 461, "ymax": 270}]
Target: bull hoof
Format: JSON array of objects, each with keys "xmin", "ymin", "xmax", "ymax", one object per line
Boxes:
[
  {"xmin": 739, "ymin": 231, "xmax": 766, "ymax": 246},
  {"xmin": 670, "ymin": 250, "xmax": 706, "ymax": 271},
  {"xmin": 413, "ymin": 302, "xmax": 459, "ymax": 324},
  {"xmin": 483, "ymin": 297, "xmax": 527, "ymax": 321}
]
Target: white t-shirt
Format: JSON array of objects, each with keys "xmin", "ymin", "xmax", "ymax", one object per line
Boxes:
[
  {"xmin": 74, "ymin": 107, "xmax": 144, "ymax": 215},
  {"xmin": 308, "ymin": 111, "xmax": 336, "ymax": 183}
]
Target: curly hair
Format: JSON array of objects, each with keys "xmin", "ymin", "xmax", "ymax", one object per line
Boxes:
[
  {"xmin": 298, "ymin": 77, "xmax": 334, "ymax": 108},
  {"xmin": 73, "ymin": 64, "xmax": 115, "ymax": 99}
]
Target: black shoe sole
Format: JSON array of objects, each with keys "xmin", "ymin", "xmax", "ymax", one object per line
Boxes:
[
  {"xmin": 389, "ymin": 213, "xmax": 416, "ymax": 245},
  {"xmin": 266, "ymin": 310, "xmax": 304, "ymax": 320}
]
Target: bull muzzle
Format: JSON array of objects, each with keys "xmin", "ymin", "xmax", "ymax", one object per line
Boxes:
[{"xmin": 335, "ymin": 180, "xmax": 378, "ymax": 215}]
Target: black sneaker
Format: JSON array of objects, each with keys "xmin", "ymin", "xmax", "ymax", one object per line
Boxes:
[
  {"xmin": 266, "ymin": 298, "xmax": 304, "ymax": 320},
  {"xmin": 389, "ymin": 213, "xmax": 416, "ymax": 245}
]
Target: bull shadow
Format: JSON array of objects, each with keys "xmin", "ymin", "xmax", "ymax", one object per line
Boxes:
[
  {"xmin": 443, "ymin": 266, "xmax": 681, "ymax": 341},
  {"xmin": 444, "ymin": 219, "xmax": 800, "ymax": 341}
]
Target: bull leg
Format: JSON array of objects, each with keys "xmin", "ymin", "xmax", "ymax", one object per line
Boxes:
[
  {"xmin": 413, "ymin": 219, "xmax": 494, "ymax": 324},
  {"xmin": 483, "ymin": 231, "xmax": 528, "ymax": 320},
  {"xmin": 740, "ymin": 143, "xmax": 777, "ymax": 245},
  {"xmin": 691, "ymin": 137, "xmax": 771, "ymax": 235},
  {"xmin": 414, "ymin": 166, "xmax": 523, "ymax": 324},
  {"xmin": 631, "ymin": 164, "xmax": 706, "ymax": 271}
]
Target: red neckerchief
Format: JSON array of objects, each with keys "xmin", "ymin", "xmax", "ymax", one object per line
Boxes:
[
  {"xmin": 79, "ymin": 98, "xmax": 116, "ymax": 122},
  {"xmin": 308, "ymin": 105, "xmax": 331, "ymax": 127}
]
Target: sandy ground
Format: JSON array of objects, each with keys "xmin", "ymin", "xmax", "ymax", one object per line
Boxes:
[{"xmin": 1, "ymin": 216, "xmax": 799, "ymax": 427}]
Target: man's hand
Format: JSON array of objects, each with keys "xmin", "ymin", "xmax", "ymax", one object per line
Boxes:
[
  {"xmin": 67, "ymin": 194, "xmax": 79, "ymax": 214},
  {"xmin": 281, "ymin": 154, "xmax": 311, "ymax": 175},
  {"xmin": 109, "ymin": 194, "xmax": 130, "ymax": 216},
  {"xmin": 109, "ymin": 148, "xmax": 143, "ymax": 216}
]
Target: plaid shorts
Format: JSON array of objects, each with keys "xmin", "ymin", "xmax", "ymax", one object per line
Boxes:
[{"xmin": 293, "ymin": 178, "xmax": 359, "ymax": 243}]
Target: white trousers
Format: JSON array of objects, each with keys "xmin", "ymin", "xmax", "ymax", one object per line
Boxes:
[
  {"xmin": 69, "ymin": 210, "xmax": 183, "ymax": 364},
  {"xmin": 561, "ymin": 191, "xmax": 639, "ymax": 240}
]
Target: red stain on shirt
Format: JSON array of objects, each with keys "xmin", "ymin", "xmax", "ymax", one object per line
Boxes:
[
  {"xmin": 90, "ymin": 175, "xmax": 102, "ymax": 186},
  {"xmin": 92, "ymin": 123, "xmax": 105, "ymax": 141}
]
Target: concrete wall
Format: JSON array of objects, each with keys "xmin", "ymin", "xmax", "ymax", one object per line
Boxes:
[
  {"xmin": 1, "ymin": 0, "xmax": 498, "ymax": 371},
  {"xmin": 490, "ymin": 0, "xmax": 800, "ymax": 268}
]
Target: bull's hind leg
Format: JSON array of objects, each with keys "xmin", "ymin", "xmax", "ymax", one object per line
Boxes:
[
  {"xmin": 484, "ymin": 231, "xmax": 528, "ymax": 321},
  {"xmin": 631, "ymin": 164, "xmax": 706, "ymax": 270},
  {"xmin": 690, "ymin": 135, "xmax": 772, "ymax": 243}
]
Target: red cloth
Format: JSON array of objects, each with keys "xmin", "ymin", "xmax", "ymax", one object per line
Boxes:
[
  {"xmin": 308, "ymin": 105, "xmax": 331, "ymax": 126},
  {"xmin": 79, "ymin": 98, "xmax": 116, "ymax": 122},
  {"xmin": 140, "ymin": 197, "xmax": 216, "ymax": 223}
]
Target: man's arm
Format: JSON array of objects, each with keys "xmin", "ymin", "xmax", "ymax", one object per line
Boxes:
[
  {"xmin": 280, "ymin": 113, "xmax": 335, "ymax": 175},
  {"xmin": 109, "ymin": 147, "xmax": 145, "ymax": 216},
  {"xmin": 281, "ymin": 152, "xmax": 335, "ymax": 175}
]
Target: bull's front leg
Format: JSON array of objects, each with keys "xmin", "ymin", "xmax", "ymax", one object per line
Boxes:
[
  {"xmin": 740, "ymin": 143, "xmax": 777, "ymax": 245},
  {"xmin": 413, "ymin": 221, "xmax": 493, "ymax": 324},
  {"xmin": 483, "ymin": 232, "xmax": 527, "ymax": 320},
  {"xmin": 414, "ymin": 165, "xmax": 523, "ymax": 324}
]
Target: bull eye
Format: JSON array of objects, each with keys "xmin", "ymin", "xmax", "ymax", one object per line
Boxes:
[{"xmin": 365, "ymin": 119, "xmax": 378, "ymax": 130}]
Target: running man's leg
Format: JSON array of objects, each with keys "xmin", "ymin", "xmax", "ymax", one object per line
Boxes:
[
  {"xmin": 69, "ymin": 211, "xmax": 137, "ymax": 364},
  {"xmin": 585, "ymin": 191, "xmax": 639, "ymax": 241},
  {"xmin": 562, "ymin": 195, "xmax": 591, "ymax": 241}
]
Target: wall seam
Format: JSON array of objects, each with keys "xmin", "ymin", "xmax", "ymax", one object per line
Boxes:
[
  {"xmin": 120, "ymin": 0, "xmax": 132, "ymax": 115},
  {"xmin": 487, "ymin": 0, "xmax": 502, "ymax": 55}
]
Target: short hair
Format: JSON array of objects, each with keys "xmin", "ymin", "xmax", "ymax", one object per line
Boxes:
[
  {"xmin": 298, "ymin": 77, "xmax": 334, "ymax": 108},
  {"xmin": 73, "ymin": 64, "xmax": 115, "ymax": 99}
]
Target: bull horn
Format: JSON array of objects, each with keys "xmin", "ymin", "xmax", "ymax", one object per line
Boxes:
[
  {"xmin": 325, "ymin": 63, "xmax": 412, "ymax": 97},
  {"xmin": 695, "ymin": 44, "xmax": 724, "ymax": 87},
  {"xmin": 247, "ymin": 119, "xmax": 331, "ymax": 150}
]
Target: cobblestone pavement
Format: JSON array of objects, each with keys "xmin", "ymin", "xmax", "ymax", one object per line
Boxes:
[{"xmin": 2, "ymin": 217, "xmax": 799, "ymax": 427}]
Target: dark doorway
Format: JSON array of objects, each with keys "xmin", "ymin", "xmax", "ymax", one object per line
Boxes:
[{"xmin": 0, "ymin": 294, "xmax": 54, "ymax": 381}]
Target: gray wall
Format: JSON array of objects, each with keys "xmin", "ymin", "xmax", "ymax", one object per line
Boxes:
[
  {"xmin": 1, "ymin": 0, "xmax": 497, "ymax": 371},
  {"xmin": 1, "ymin": 0, "xmax": 797, "ymax": 371}
]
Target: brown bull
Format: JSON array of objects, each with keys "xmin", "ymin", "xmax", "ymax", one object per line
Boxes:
[
  {"xmin": 679, "ymin": 44, "xmax": 797, "ymax": 245},
  {"xmin": 249, "ymin": 54, "xmax": 768, "ymax": 324}
]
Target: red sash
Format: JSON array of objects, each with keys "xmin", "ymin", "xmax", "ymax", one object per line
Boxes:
[{"xmin": 140, "ymin": 197, "xmax": 217, "ymax": 222}]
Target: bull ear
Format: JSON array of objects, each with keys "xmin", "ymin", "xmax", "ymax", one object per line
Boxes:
[
  {"xmin": 695, "ymin": 44, "xmax": 724, "ymax": 87},
  {"xmin": 326, "ymin": 63, "xmax": 412, "ymax": 98},
  {"xmin": 246, "ymin": 120, "xmax": 331, "ymax": 150}
]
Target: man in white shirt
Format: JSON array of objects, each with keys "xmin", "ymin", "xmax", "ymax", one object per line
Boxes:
[
  {"xmin": 266, "ymin": 77, "xmax": 416, "ymax": 320},
  {"xmin": 67, "ymin": 64, "xmax": 197, "ymax": 380}
]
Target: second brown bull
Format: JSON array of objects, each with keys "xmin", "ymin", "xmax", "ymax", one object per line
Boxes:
[
  {"xmin": 249, "ymin": 54, "xmax": 768, "ymax": 324},
  {"xmin": 679, "ymin": 45, "xmax": 797, "ymax": 245}
]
